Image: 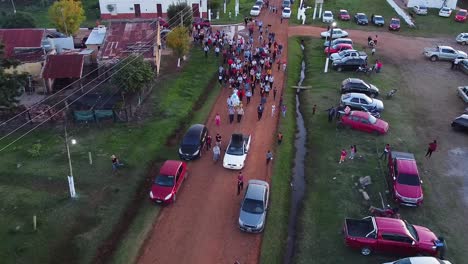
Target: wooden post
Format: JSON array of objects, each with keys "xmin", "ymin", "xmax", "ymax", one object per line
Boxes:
[
  {"xmin": 33, "ymin": 215, "xmax": 37, "ymax": 231},
  {"xmin": 88, "ymin": 152, "xmax": 93, "ymax": 165}
]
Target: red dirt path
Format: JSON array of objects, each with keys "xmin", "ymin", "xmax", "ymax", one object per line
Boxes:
[{"xmin": 137, "ymin": 3, "xmax": 289, "ymax": 264}]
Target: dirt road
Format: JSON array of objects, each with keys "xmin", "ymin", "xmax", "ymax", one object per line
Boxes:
[{"xmin": 137, "ymin": 3, "xmax": 289, "ymax": 264}]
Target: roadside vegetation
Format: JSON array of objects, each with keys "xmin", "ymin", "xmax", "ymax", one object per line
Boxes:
[
  {"xmin": 287, "ymin": 37, "xmax": 466, "ymax": 264},
  {"xmin": 214, "ymin": 0, "xmax": 250, "ymax": 24},
  {"xmin": 0, "ymin": 48, "xmax": 219, "ymax": 264}
]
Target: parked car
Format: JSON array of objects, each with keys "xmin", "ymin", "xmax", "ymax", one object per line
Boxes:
[
  {"xmin": 458, "ymin": 58, "xmax": 468, "ymax": 74},
  {"xmin": 322, "ymin": 10, "xmax": 334, "ymax": 23},
  {"xmin": 330, "ymin": 49, "xmax": 367, "ymax": 61},
  {"xmin": 388, "ymin": 151, "xmax": 424, "ymax": 206},
  {"xmin": 324, "ymin": 43, "xmax": 353, "ymax": 55},
  {"xmin": 339, "ymin": 9, "xmax": 350, "ymax": 20},
  {"xmin": 320, "ymin": 28, "xmax": 349, "ymax": 39},
  {"xmin": 439, "ymin": 6, "xmax": 452, "ymax": 17},
  {"xmin": 372, "ymin": 15, "xmax": 385, "ymax": 26},
  {"xmin": 223, "ymin": 133, "xmax": 251, "ymax": 170},
  {"xmin": 455, "ymin": 9, "xmax": 468, "ymax": 22},
  {"xmin": 451, "ymin": 114, "xmax": 468, "ymax": 131},
  {"xmin": 238, "ymin": 180, "xmax": 270, "ymax": 233},
  {"xmin": 341, "ymin": 78, "xmax": 379, "ymax": 97},
  {"xmin": 457, "ymin": 86, "xmax": 468, "ymax": 103},
  {"xmin": 332, "ymin": 57, "xmax": 368, "ymax": 72},
  {"xmin": 250, "ymin": 5, "xmax": 261, "ymax": 16},
  {"xmin": 354, "ymin": 13, "xmax": 369, "ymax": 25},
  {"xmin": 282, "ymin": 0, "xmax": 290, "ymax": 9},
  {"xmin": 323, "ymin": 37, "xmax": 353, "ymax": 47},
  {"xmin": 389, "ymin": 18, "xmax": 401, "ymax": 31},
  {"xmin": 282, "ymin": 7, "xmax": 291, "ymax": 19},
  {"xmin": 383, "ymin": 256, "xmax": 452, "ymax": 264},
  {"xmin": 192, "ymin": 17, "xmax": 211, "ymax": 28},
  {"xmin": 423, "ymin": 45, "xmax": 467, "ymax": 61},
  {"xmin": 412, "ymin": 5, "xmax": 428, "ymax": 15},
  {"xmin": 340, "ymin": 92, "xmax": 384, "ymax": 111},
  {"xmin": 149, "ymin": 160, "xmax": 188, "ymax": 204},
  {"xmin": 338, "ymin": 111, "xmax": 389, "ymax": 135},
  {"xmin": 456, "ymin": 32, "xmax": 468, "ymax": 45},
  {"xmin": 178, "ymin": 124, "xmax": 208, "ymax": 160},
  {"xmin": 343, "ymin": 216, "xmax": 445, "ymax": 256}
]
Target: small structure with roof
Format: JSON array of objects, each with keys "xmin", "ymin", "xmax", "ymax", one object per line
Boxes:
[{"xmin": 42, "ymin": 54, "xmax": 85, "ymax": 92}]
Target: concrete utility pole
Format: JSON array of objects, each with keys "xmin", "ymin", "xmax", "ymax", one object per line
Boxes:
[
  {"xmin": 11, "ymin": 0, "xmax": 17, "ymax": 14},
  {"xmin": 324, "ymin": 22, "xmax": 336, "ymax": 73},
  {"xmin": 180, "ymin": 10, "xmax": 184, "ymax": 26},
  {"xmin": 155, "ymin": 21, "xmax": 162, "ymax": 76}
]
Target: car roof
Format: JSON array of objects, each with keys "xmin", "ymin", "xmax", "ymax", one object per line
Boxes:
[
  {"xmin": 246, "ymin": 180, "xmax": 268, "ymax": 200},
  {"xmin": 340, "ymin": 9, "xmax": 348, "ymax": 12},
  {"xmin": 160, "ymin": 160, "xmax": 183, "ymax": 175},
  {"xmin": 396, "ymin": 159, "xmax": 419, "ymax": 175},
  {"xmin": 408, "ymin": 256, "xmax": 449, "ymax": 264},
  {"xmin": 356, "ymin": 13, "xmax": 366, "ymax": 15},
  {"xmin": 346, "ymin": 78, "xmax": 364, "ymax": 83},
  {"xmin": 375, "ymin": 217, "xmax": 411, "ymax": 235},
  {"xmin": 347, "ymin": 92, "xmax": 370, "ymax": 98},
  {"xmin": 324, "ymin": 10, "xmax": 332, "ymax": 13},
  {"xmin": 252, "ymin": 5, "xmax": 260, "ymax": 8},
  {"xmin": 350, "ymin": 111, "xmax": 370, "ymax": 118},
  {"xmin": 284, "ymin": 7, "xmax": 291, "ymax": 11},
  {"xmin": 438, "ymin": 45, "xmax": 453, "ymax": 49},
  {"xmin": 186, "ymin": 124, "xmax": 204, "ymax": 137},
  {"xmin": 374, "ymin": 15, "xmax": 383, "ymax": 18}
]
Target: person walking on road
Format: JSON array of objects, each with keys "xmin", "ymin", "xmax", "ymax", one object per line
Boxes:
[
  {"xmin": 257, "ymin": 104, "xmax": 264, "ymax": 120},
  {"xmin": 213, "ymin": 144, "xmax": 221, "ymax": 162},
  {"xmin": 273, "ymin": 87, "xmax": 277, "ymax": 100},
  {"xmin": 246, "ymin": 89, "xmax": 252, "ymax": 104},
  {"xmin": 237, "ymin": 107, "xmax": 244, "ymax": 123},
  {"xmin": 206, "ymin": 135, "xmax": 212, "ymax": 150},
  {"xmin": 229, "ymin": 107, "xmax": 235, "ymax": 124},
  {"xmin": 266, "ymin": 150, "xmax": 273, "ymax": 164},
  {"xmin": 379, "ymin": 144, "xmax": 391, "ymax": 160},
  {"xmin": 281, "ymin": 104, "xmax": 287, "ymax": 117},
  {"xmin": 237, "ymin": 172, "xmax": 244, "ymax": 195},
  {"xmin": 215, "ymin": 133, "xmax": 222, "ymax": 148},
  {"xmin": 425, "ymin": 140, "xmax": 437, "ymax": 158},
  {"xmin": 215, "ymin": 113, "xmax": 221, "ymax": 126},
  {"xmin": 271, "ymin": 104, "xmax": 276, "ymax": 117}
]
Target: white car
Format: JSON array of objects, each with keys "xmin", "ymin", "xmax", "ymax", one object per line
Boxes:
[
  {"xmin": 250, "ymin": 5, "xmax": 261, "ymax": 16},
  {"xmin": 223, "ymin": 133, "xmax": 251, "ymax": 170},
  {"xmin": 439, "ymin": 6, "xmax": 452, "ymax": 17},
  {"xmin": 282, "ymin": 7, "xmax": 291, "ymax": 19},
  {"xmin": 320, "ymin": 28, "xmax": 349, "ymax": 39},
  {"xmin": 322, "ymin": 10, "xmax": 334, "ymax": 23},
  {"xmin": 383, "ymin": 256, "xmax": 452, "ymax": 264},
  {"xmin": 456, "ymin": 32, "xmax": 468, "ymax": 45}
]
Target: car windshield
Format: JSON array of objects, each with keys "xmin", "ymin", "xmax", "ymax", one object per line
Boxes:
[
  {"xmin": 358, "ymin": 14, "xmax": 366, "ymax": 19},
  {"xmin": 403, "ymin": 220, "xmax": 419, "ymax": 241},
  {"xmin": 391, "ymin": 20, "xmax": 399, "ymax": 24},
  {"xmin": 182, "ymin": 135, "xmax": 199, "ymax": 146},
  {"xmin": 368, "ymin": 115, "xmax": 377, "ymax": 124},
  {"xmin": 242, "ymin": 198, "xmax": 264, "ymax": 214},
  {"xmin": 375, "ymin": 17, "xmax": 383, "ymax": 21},
  {"xmin": 252, "ymin": 6, "xmax": 259, "ymax": 10},
  {"xmin": 284, "ymin": 9, "xmax": 291, "ymax": 13},
  {"xmin": 459, "ymin": 11, "xmax": 467, "ymax": 16},
  {"xmin": 340, "ymin": 11, "xmax": 348, "ymax": 15},
  {"xmin": 397, "ymin": 173, "xmax": 421, "ymax": 186},
  {"xmin": 155, "ymin": 175, "xmax": 174, "ymax": 187},
  {"xmin": 442, "ymin": 7, "xmax": 450, "ymax": 11},
  {"xmin": 227, "ymin": 144, "xmax": 244, "ymax": 156},
  {"xmin": 324, "ymin": 13, "xmax": 332, "ymax": 17}
]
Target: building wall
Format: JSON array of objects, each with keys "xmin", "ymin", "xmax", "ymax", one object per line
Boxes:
[
  {"xmin": 99, "ymin": 0, "xmax": 208, "ymax": 20},
  {"xmin": 407, "ymin": 0, "xmax": 458, "ymax": 9}
]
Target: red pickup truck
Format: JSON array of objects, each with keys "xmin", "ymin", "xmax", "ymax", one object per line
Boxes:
[
  {"xmin": 388, "ymin": 151, "xmax": 424, "ymax": 206},
  {"xmin": 344, "ymin": 216, "xmax": 445, "ymax": 257}
]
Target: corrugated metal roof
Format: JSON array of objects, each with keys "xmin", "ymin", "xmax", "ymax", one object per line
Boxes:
[
  {"xmin": 0, "ymin": 29, "xmax": 45, "ymax": 59},
  {"xmin": 42, "ymin": 54, "xmax": 84, "ymax": 79}
]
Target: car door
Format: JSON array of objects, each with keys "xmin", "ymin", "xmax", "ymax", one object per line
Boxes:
[
  {"xmin": 350, "ymin": 115, "xmax": 360, "ymax": 129},
  {"xmin": 359, "ymin": 98, "xmax": 370, "ymax": 110},
  {"xmin": 349, "ymin": 97, "xmax": 360, "ymax": 108},
  {"xmin": 334, "ymin": 30, "xmax": 342, "ymax": 38},
  {"xmin": 360, "ymin": 117, "xmax": 373, "ymax": 132}
]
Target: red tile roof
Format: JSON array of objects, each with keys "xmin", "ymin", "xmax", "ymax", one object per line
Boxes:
[
  {"xmin": 0, "ymin": 29, "xmax": 45, "ymax": 60},
  {"xmin": 42, "ymin": 54, "xmax": 84, "ymax": 79}
]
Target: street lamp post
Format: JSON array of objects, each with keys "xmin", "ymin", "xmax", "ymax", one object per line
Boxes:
[
  {"xmin": 324, "ymin": 21, "xmax": 337, "ymax": 73},
  {"xmin": 64, "ymin": 125, "xmax": 77, "ymax": 198},
  {"xmin": 11, "ymin": 0, "xmax": 17, "ymax": 14}
]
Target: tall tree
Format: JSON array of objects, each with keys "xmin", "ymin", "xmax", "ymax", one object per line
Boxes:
[
  {"xmin": 1, "ymin": 12, "xmax": 36, "ymax": 28},
  {"xmin": 167, "ymin": 2, "xmax": 193, "ymax": 28},
  {"xmin": 48, "ymin": 0, "xmax": 85, "ymax": 36},
  {"xmin": 112, "ymin": 55, "xmax": 154, "ymax": 95},
  {"xmin": 0, "ymin": 42, "xmax": 27, "ymax": 109},
  {"xmin": 166, "ymin": 27, "xmax": 190, "ymax": 68}
]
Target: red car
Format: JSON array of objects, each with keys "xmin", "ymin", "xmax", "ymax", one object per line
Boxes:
[
  {"xmin": 158, "ymin": 18, "xmax": 169, "ymax": 28},
  {"xmin": 388, "ymin": 151, "xmax": 424, "ymax": 206},
  {"xmin": 149, "ymin": 160, "xmax": 188, "ymax": 204},
  {"xmin": 324, "ymin": 43, "xmax": 353, "ymax": 54},
  {"xmin": 455, "ymin": 9, "xmax": 468, "ymax": 22},
  {"xmin": 344, "ymin": 216, "xmax": 445, "ymax": 257},
  {"xmin": 338, "ymin": 111, "xmax": 389, "ymax": 135},
  {"xmin": 388, "ymin": 18, "xmax": 400, "ymax": 31},
  {"xmin": 339, "ymin": 9, "xmax": 351, "ymax": 20},
  {"xmin": 192, "ymin": 17, "xmax": 211, "ymax": 28}
]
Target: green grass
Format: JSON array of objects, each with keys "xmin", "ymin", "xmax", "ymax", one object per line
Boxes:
[
  {"xmin": 0, "ymin": 48, "xmax": 220, "ymax": 264},
  {"xmin": 212, "ymin": 0, "xmax": 250, "ymax": 24},
  {"xmin": 259, "ymin": 39, "xmax": 299, "ymax": 264},
  {"xmin": 291, "ymin": 37, "xmax": 466, "ymax": 263}
]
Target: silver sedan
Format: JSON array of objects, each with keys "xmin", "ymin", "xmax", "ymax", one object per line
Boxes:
[
  {"xmin": 340, "ymin": 92, "xmax": 384, "ymax": 111},
  {"xmin": 238, "ymin": 180, "xmax": 269, "ymax": 233}
]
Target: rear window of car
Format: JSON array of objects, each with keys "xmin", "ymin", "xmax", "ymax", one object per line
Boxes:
[
  {"xmin": 397, "ymin": 173, "xmax": 421, "ymax": 186},
  {"xmin": 242, "ymin": 198, "xmax": 264, "ymax": 214}
]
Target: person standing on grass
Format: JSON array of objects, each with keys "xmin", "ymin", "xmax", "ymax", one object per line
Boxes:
[
  {"xmin": 237, "ymin": 106, "xmax": 244, "ymax": 123},
  {"xmin": 339, "ymin": 149, "xmax": 347, "ymax": 164},
  {"xmin": 111, "ymin": 155, "xmax": 124, "ymax": 172},
  {"xmin": 204, "ymin": 45, "xmax": 209, "ymax": 58},
  {"xmin": 213, "ymin": 144, "xmax": 221, "ymax": 162},
  {"xmin": 349, "ymin": 145, "xmax": 356, "ymax": 160},
  {"xmin": 379, "ymin": 144, "xmax": 391, "ymax": 160},
  {"xmin": 312, "ymin": 104, "xmax": 317, "ymax": 115},
  {"xmin": 372, "ymin": 47, "xmax": 376, "ymax": 56},
  {"xmin": 237, "ymin": 172, "xmax": 244, "ymax": 195},
  {"xmin": 277, "ymin": 132, "xmax": 283, "ymax": 144},
  {"xmin": 257, "ymin": 103, "xmax": 264, "ymax": 120},
  {"xmin": 206, "ymin": 135, "xmax": 212, "ymax": 150},
  {"xmin": 228, "ymin": 107, "xmax": 235, "ymax": 124},
  {"xmin": 281, "ymin": 104, "xmax": 287, "ymax": 117},
  {"xmin": 266, "ymin": 150, "xmax": 273, "ymax": 164},
  {"xmin": 215, "ymin": 113, "xmax": 221, "ymax": 126},
  {"xmin": 425, "ymin": 140, "xmax": 437, "ymax": 158}
]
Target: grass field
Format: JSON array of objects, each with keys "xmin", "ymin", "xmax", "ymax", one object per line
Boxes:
[
  {"xmin": 0, "ymin": 48, "xmax": 220, "ymax": 264},
  {"xmin": 213, "ymin": 0, "xmax": 250, "ymax": 24},
  {"xmin": 286, "ymin": 37, "xmax": 464, "ymax": 263}
]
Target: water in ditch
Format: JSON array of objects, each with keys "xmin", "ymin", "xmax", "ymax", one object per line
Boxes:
[{"xmin": 283, "ymin": 60, "xmax": 307, "ymax": 264}]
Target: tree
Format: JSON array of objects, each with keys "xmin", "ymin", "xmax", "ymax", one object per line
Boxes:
[
  {"xmin": 1, "ymin": 12, "xmax": 36, "ymax": 28},
  {"xmin": 48, "ymin": 0, "xmax": 85, "ymax": 36},
  {"xmin": 167, "ymin": 2, "xmax": 193, "ymax": 28},
  {"xmin": 0, "ymin": 42, "xmax": 27, "ymax": 109},
  {"xmin": 112, "ymin": 55, "xmax": 153, "ymax": 95},
  {"xmin": 166, "ymin": 27, "xmax": 191, "ymax": 68}
]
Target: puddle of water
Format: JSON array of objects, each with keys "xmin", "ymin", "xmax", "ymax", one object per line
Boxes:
[{"xmin": 283, "ymin": 60, "xmax": 307, "ymax": 264}]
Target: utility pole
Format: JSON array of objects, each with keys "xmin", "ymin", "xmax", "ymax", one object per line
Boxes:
[
  {"xmin": 155, "ymin": 20, "xmax": 161, "ymax": 76},
  {"xmin": 11, "ymin": 0, "xmax": 17, "ymax": 14},
  {"xmin": 180, "ymin": 10, "xmax": 184, "ymax": 27}
]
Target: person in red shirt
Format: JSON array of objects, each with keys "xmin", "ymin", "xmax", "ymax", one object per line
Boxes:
[
  {"xmin": 237, "ymin": 172, "xmax": 244, "ymax": 195},
  {"xmin": 425, "ymin": 140, "xmax": 437, "ymax": 158},
  {"xmin": 339, "ymin": 149, "xmax": 347, "ymax": 164},
  {"xmin": 206, "ymin": 135, "xmax": 212, "ymax": 150}
]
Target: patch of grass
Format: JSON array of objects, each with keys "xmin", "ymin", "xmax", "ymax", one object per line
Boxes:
[
  {"xmin": 212, "ymin": 0, "xmax": 250, "ymax": 24},
  {"xmin": 259, "ymin": 39, "xmax": 299, "ymax": 264},
  {"xmin": 0, "ymin": 48, "xmax": 220, "ymax": 264},
  {"xmin": 292, "ymin": 37, "xmax": 466, "ymax": 263}
]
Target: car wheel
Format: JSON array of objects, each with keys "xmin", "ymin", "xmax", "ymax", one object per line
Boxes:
[
  {"xmin": 361, "ymin": 247, "xmax": 372, "ymax": 256},
  {"xmin": 430, "ymin": 55, "xmax": 438, "ymax": 62},
  {"xmin": 463, "ymin": 41, "xmax": 467, "ymax": 45},
  {"xmin": 337, "ymin": 67, "xmax": 343, "ymax": 72}
]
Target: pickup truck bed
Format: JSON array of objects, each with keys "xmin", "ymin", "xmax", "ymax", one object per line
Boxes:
[
  {"xmin": 457, "ymin": 86, "xmax": 468, "ymax": 103},
  {"xmin": 345, "ymin": 217, "xmax": 376, "ymax": 238}
]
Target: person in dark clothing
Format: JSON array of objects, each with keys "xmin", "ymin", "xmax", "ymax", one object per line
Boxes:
[
  {"xmin": 257, "ymin": 104, "xmax": 264, "ymax": 120},
  {"xmin": 277, "ymin": 132, "xmax": 283, "ymax": 144},
  {"xmin": 206, "ymin": 135, "xmax": 212, "ymax": 150},
  {"xmin": 237, "ymin": 172, "xmax": 244, "ymax": 195},
  {"xmin": 425, "ymin": 140, "xmax": 437, "ymax": 158},
  {"xmin": 325, "ymin": 106, "xmax": 336, "ymax": 122},
  {"xmin": 379, "ymin": 144, "xmax": 391, "ymax": 160},
  {"xmin": 312, "ymin": 104, "xmax": 317, "ymax": 115}
]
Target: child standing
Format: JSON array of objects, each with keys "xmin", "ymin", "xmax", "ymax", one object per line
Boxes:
[{"xmin": 339, "ymin": 149, "xmax": 347, "ymax": 164}]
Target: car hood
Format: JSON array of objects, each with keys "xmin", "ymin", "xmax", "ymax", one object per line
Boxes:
[
  {"xmin": 223, "ymin": 153, "xmax": 246, "ymax": 166},
  {"xmin": 330, "ymin": 53, "xmax": 342, "ymax": 60},
  {"xmin": 456, "ymin": 50, "xmax": 468, "ymax": 57},
  {"xmin": 239, "ymin": 210, "xmax": 265, "ymax": 227},
  {"xmin": 151, "ymin": 184, "xmax": 172, "ymax": 200},
  {"xmin": 369, "ymin": 84, "xmax": 380, "ymax": 93},
  {"xmin": 389, "ymin": 23, "xmax": 400, "ymax": 28},
  {"xmin": 395, "ymin": 182, "xmax": 422, "ymax": 199},
  {"xmin": 414, "ymin": 225, "xmax": 438, "ymax": 246}
]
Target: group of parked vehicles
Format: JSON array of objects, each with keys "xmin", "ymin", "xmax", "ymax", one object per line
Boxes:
[
  {"xmin": 412, "ymin": 4, "xmax": 468, "ymax": 22},
  {"xmin": 321, "ymin": 9, "xmax": 401, "ymax": 31}
]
